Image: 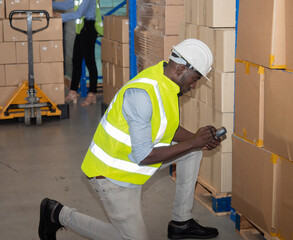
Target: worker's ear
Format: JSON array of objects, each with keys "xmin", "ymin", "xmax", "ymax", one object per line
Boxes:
[{"xmin": 175, "ymin": 64, "xmax": 186, "ymax": 76}]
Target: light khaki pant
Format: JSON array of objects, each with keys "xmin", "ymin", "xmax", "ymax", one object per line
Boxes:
[{"xmin": 59, "ymin": 150, "xmax": 202, "ymax": 240}]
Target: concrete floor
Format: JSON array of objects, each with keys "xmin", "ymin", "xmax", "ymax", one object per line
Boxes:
[{"xmin": 0, "ymin": 95, "xmax": 243, "ymax": 240}]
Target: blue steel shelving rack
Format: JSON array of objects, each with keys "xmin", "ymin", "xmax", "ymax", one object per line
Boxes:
[{"xmin": 79, "ymin": 0, "xmax": 137, "ymax": 97}]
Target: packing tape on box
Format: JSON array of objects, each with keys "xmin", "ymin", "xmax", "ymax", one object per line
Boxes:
[
  {"xmin": 271, "ymin": 153, "xmax": 280, "ymax": 165},
  {"xmin": 242, "ymin": 128, "xmax": 263, "ymax": 147},
  {"xmin": 269, "ymin": 54, "xmax": 286, "ymax": 69},
  {"xmin": 236, "ymin": 59, "xmax": 266, "ymax": 75}
]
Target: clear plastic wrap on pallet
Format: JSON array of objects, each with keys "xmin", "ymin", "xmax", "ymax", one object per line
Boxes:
[
  {"xmin": 136, "ymin": 0, "xmax": 184, "ymax": 35},
  {"xmin": 134, "ymin": 28, "xmax": 179, "ymax": 71}
]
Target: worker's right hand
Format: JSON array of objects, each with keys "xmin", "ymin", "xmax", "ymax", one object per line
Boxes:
[{"xmin": 190, "ymin": 126, "xmax": 220, "ymax": 149}]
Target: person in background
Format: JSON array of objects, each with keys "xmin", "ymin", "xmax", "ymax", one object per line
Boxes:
[
  {"xmin": 38, "ymin": 39, "xmax": 222, "ymax": 240},
  {"xmin": 52, "ymin": 0, "xmax": 103, "ymax": 106}
]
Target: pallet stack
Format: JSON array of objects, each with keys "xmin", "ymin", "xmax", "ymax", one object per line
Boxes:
[
  {"xmin": 232, "ymin": 0, "xmax": 293, "ymax": 239},
  {"xmin": 179, "ymin": 0, "xmax": 236, "ymax": 202},
  {"xmin": 134, "ymin": 0, "xmax": 184, "ymax": 72},
  {"xmin": 101, "ymin": 15, "xmax": 129, "ymax": 105},
  {"xmin": 0, "ymin": 0, "xmax": 65, "ymax": 107}
]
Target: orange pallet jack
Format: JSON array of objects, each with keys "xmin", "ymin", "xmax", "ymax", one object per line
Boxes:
[{"xmin": 0, "ymin": 10, "xmax": 69, "ymax": 126}]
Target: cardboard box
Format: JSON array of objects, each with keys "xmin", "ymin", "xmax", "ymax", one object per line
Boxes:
[
  {"xmin": 30, "ymin": 0, "xmax": 53, "ymax": 16},
  {"xmin": 134, "ymin": 29, "xmax": 179, "ymax": 67},
  {"xmin": 34, "ymin": 62, "xmax": 64, "ymax": 84},
  {"xmin": 200, "ymin": 150, "xmax": 232, "ymax": 193},
  {"xmin": 279, "ymin": 159, "xmax": 293, "ymax": 240},
  {"xmin": 39, "ymin": 41, "xmax": 63, "ymax": 62},
  {"xmin": 264, "ymin": 69, "xmax": 293, "ymax": 161},
  {"xmin": 115, "ymin": 66, "xmax": 129, "ymax": 89},
  {"xmin": 137, "ymin": 5, "xmax": 184, "ymax": 35},
  {"xmin": 0, "ymin": 42, "xmax": 16, "ymax": 64},
  {"xmin": 102, "ymin": 61, "xmax": 109, "ymax": 85},
  {"xmin": 191, "ymin": 0, "xmax": 200, "ymax": 25},
  {"xmin": 198, "ymin": 0, "xmax": 235, "ymax": 27},
  {"xmin": 184, "ymin": 0, "xmax": 192, "ymax": 23},
  {"xmin": 0, "ymin": 0, "xmax": 4, "ymax": 19},
  {"xmin": 0, "ymin": 20, "xmax": 3, "ymax": 42},
  {"xmin": 198, "ymin": 26, "xmax": 235, "ymax": 72},
  {"xmin": 232, "ymin": 135, "xmax": 281, "ymax": 235},
  {"xmin": 16, "ymin": 41, "xmax": 40, "ymax": 63},
  {"xmin": 102, "ymin": 83, "xmax": 117, "ymax": 106},
  {"xmin": 108, "ymin": 63, "xmax": 115, "ymax": 87},
  {"xmin": 113, "ymin": 16, "xmax": 129, "ymax": 43},
  {"xmin": 236, "ymin": 0, "xmax": 286, "ymax": 69},
  {"xmin": 5, "ymin": 0, "xmax": 29, "ymax": 18},
  {"xmin": 101, "ymin": 38, "xmax": 117, "ymax": 64},
  {"xmin": 0, "ymin": 64, "xmax": 5, "ymax": 86},
  {"xmin": 203, "ymin": 71, "xmax": 235, "ymax": 113},
  {"xmin": 117, "ymin": 42, "xmax": 129, "ymax": 67},
  {"xmin": 3, "ymin": 18, "xmax": 62, "ymax": 42},
  {"xmin": 5, "ymin": 64, "xmax": 27, "ymax": 86},
  {"xmin": 234, "ymin": 60, "xmax": 264, "ymax": 147},
  {"xmin": 0, "ymin": 85, "xmax": 17, "ymax": 106},
  {"xmin": 285, "ymin": 0, "xmax": 293, "ymax": 71},
  {"xmin": 41, "ymin": 83, "xmax": 64, "ymax": 104}
]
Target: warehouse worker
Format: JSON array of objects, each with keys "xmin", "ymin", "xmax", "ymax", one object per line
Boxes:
[
  {"xmin": 38, "ymin": 39, "xmax": 221, "ymax": 240},
  {"xmin": 52, "ymin": 0, "xmax": 103, "ymax": 106}
]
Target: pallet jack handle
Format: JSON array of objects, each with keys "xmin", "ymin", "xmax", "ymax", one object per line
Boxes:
[{"xmin": 9, "ymin": 10, "xmax": 50, "ymax": 99}]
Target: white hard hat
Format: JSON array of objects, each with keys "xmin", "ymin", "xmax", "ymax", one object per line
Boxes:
[{"xmin": 170, "ymin": 39, "xmax": 213, "ymax": 81}]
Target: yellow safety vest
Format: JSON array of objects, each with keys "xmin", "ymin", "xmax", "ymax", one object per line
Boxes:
[
  {"xmin": 81, "ymin": 61, "xmax": 180, "ymax": 185},
  {"xmin": 74, "ymin": 0, "xmax": 103, "ymax": 35}
]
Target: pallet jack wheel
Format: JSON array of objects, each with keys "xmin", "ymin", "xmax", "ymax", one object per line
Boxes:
[
  {"xmin": 24, "ymin": 108, "xmax": 31, "ymax": 126},
  {"xmin": 36, "ymin": 107, "xmax": 42, "ymax": 125}
]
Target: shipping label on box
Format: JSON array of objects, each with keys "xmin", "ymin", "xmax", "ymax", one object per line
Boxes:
[
  {"xmin": 234, "ymin": 59, "xmax": 265, "ymax": 147},
  {"xmin": 232, "ymin": 135, "xmax": 281, "ymax": 235},
  {"xmin": 0, "ymin": 42, "xmax": 16, "ymax": 64},
  {"xmin": 16, "ymin": 41, "xmax": 40, "ymax": 63},
  {"xmin": 264, "ymin": 69, "xmax": 293, "ymax": 161},
  {"xmin": 39, "ymin": 41, "xmax": 63, "ymax": 62},
  {"xmin": 0, "ymin": 64, "xmax": 5, "ymax": 86},
  {"xmin": 236, "ymin": 0, "xmax": 286, "ymax": 69}
]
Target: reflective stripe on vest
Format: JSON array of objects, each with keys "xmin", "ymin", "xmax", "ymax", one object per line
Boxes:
[
  {"xmin": 89, "ymin": 78, "xmax": 169, "ymax": 173},
  {"xmin": 89, "ymin": 140, "xmax": 158, "ymax": 175}
]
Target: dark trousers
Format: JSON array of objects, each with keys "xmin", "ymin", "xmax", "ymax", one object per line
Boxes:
[{"xmin": 70, "ymin": 20, "xmax": 98, "ymax": 93}]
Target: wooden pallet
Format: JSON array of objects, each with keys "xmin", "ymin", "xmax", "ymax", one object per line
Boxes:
[
  {"xmin": 194, "ymin": 177, "xmax": 231, "ymax": 216},
  {"xmin": 235, "ymin": 212, "xmax": 280, "ymax": 240}
]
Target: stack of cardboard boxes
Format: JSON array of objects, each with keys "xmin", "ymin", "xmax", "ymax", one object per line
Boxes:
[
  {"xmin": 0, "ymin": 0, "xmax": 64, "ymax": 107},
  {"xmin": 232, "ymin": 0, "xmax": 293, "ymax": 239},
  {"xmin": 179, "ymin": 0, "xmax": 236, "ymax": 194},
  {"xmin": 101, "ymin": 15, "xmax": 129, "ymax": 105},
  {"xmin": 134, "ymin": 0, "xmax": 184, "ymax": 72}
]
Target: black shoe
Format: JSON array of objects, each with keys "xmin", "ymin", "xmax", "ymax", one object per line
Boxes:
[
  {"xmin": 168, "ymin": 218, "xmax": 219, "ymax": 239},
  {"xmin": 38, "ymin": 198, "xmax": 63, "ymax": 240}
]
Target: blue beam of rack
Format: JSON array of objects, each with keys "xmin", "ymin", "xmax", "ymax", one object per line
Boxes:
[{"xmin": 128, "ymin": 0, "xmax": 137, "ymax": 79}]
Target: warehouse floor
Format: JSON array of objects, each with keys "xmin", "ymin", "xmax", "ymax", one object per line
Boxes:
[{"xmin": 0, "ymin": 95, "xmax": 244, "ymax": 240}]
